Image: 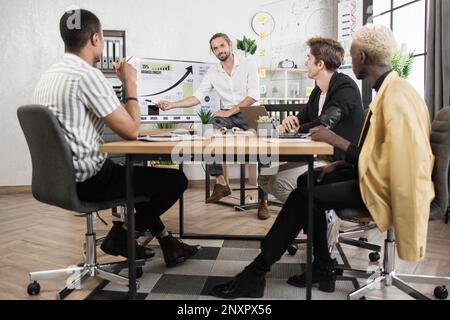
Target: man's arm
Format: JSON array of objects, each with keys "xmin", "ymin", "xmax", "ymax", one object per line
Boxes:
[
  {"xmin": 223, "ymin": 96, "xmax": 257, "ymax": 117},
  {"xmin": 310, "ymin": 126, "xmax": 361, "ymax": 166},
  {"xmin": 156, "ymin": 96, "xmax": 201, "ymax": 111},
  {"xmin": 103, "ymin": 59, "xmax": 141, "ymax": 140},
  {"xmin": 157, "ymin": 69, "xmax": 212, "ymax": 111}
]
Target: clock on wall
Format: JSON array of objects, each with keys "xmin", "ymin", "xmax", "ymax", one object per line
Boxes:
[{"xmin": 251, "ymin": 12, "xmax": 275, "ymax": 36}]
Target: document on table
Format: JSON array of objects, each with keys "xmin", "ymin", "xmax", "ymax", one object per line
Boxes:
[
  {"xmin": 263, "ymin": 138, "xmax": 313, "ymax": 143},
  {"xmin": 137, "ymin": 135, "xmax": 207, "ymax": 142}
]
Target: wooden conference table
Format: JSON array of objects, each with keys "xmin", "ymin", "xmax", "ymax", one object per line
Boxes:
[{"xmin": 99, "ymin": 134, "xmax": 333, "ymax": 300}]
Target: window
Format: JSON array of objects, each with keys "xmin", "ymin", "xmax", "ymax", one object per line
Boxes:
[{"xmin": 372, "ymin": 0, "xmax": 428, "ymax": 98}]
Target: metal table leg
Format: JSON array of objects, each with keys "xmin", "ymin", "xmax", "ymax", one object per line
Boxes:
[
  {"xmin": 126, "ymin": 154, "xmax": 137, "ymax": 300},
  {"xmin": 306, "ymin": 156, "xmax": 314, "ymax": 300}
]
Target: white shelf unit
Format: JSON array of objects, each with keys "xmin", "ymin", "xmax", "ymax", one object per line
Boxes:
[{"xmin": 262, "ymin": 68, "xmax": 312, "ymax": 104}]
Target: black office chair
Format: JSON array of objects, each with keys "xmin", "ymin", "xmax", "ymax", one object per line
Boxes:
[
  {"xmin": 336, "ymin": 107, "xmax": 450, "ymax": 300},
  {"xmin": 18, "ymin": 105, "xmax": 149, "ymax": 300}
]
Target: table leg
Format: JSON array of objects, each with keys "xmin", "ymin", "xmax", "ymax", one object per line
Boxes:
[
  {"xmin": 179, "ymin": 163, "xmax": 184, "ymax": 237},
  {"xmin": 126, "ymin": 154, "xmax": 137, "ymax": 300},
  {"xmin": 205, "ymin": 164, "xmax": 210, "ymax": 202},
  {"xmin": 240, "ymin": 164, "xmax": 245, "ymax": 206},
  {"xmin": 306, "ymin": 156, "xmax": 314, "ymax": 300}
]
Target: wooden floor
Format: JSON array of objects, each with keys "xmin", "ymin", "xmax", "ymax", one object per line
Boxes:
[{"xmin": 0, "ymin": 186, "xmax": 449, "ymax": 300}]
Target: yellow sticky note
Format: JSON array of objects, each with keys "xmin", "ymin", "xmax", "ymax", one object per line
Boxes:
[
  {"xmin": 259, "ymin": 32, "xmax": 267, "ymax": 41},
  {"xmin": 259, "ymin": 15, "xmax": 267, "ymax": 25},
  {"xmin": 259, "ymin": 68, "xmax": 267, "ymax": 79},
  {"xmin": 259, "ymin": 49, "xmax": 267, "ymax": 57}
]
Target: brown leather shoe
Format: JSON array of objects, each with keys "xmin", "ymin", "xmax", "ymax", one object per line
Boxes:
[
  {"xmin": 257, "ymin": 201, "xmax": 271, "ymax": 220},
  {"xmin": 206, "ymin": 184, "xmax": 232, "ymax": 203}
]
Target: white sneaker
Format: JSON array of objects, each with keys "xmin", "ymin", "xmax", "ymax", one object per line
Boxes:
[{"xmin": 326, "ymin": 210, "xmax": 340, "ymax": 250}]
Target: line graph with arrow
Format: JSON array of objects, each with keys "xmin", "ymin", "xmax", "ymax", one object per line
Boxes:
[
  {"xmin": 136, "ymin": 58, "xmax": 220, "ymax": 122},
  {"xmin": 139, "ymin": 66, "xmax": 193, "ymax": 97}
]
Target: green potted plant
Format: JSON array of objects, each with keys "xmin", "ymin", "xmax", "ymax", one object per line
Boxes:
[
  {"xmin": 197, "ymin": 109, "xmax": 214, "ymax": 138},
  {"xmin": 256, "ymin": 115, "xmax": 275, "ymax": 137},
  {"xmin": 237, "ymin": 36, "xmax": 257, "ymax": 56},
  {"xmin": 391, "ymin": 44, "xmax": 415, "ymax": 79}
]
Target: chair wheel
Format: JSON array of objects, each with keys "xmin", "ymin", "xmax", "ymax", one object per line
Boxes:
[
  {"xmin": 359, "ymin": 237, "xmax": 368, "ymax": 242},
  {"xmin": 287, "ymin": 244, "xmax": 298, "ymax": 256},
  {"xmin": 434, "ymin": 286, "xmax": 448, "ymax": 300},
  {"xmin": 27, "ymin": 281, "xmax": 40, "ymax": 296},
  {"xmin": 369, "ymin": 252, "xmax": 380, "ymax": 262},
  {"xmin": 136, "ymin": 267, "xmax": 143, "ymax": 279}
]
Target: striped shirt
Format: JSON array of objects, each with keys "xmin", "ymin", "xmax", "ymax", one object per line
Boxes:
[{"xmin": 32, "ymin": 53, "xmax": 120, "ymax": 182}]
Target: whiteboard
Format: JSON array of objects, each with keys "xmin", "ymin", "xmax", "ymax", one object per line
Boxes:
[{"xmin": 133, "ymin": 58, "xmax": 220, "ymax": 123}]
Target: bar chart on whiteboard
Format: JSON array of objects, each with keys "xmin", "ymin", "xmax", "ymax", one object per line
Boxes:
[{"xmin": 132, "ymin": 57, "xmax": 220, "ymax": 123}]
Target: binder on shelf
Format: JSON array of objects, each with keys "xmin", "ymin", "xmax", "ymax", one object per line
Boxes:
[
  {"xmin": 107, "ymin": 40, "xmax": 115, "ymax": 70},
  {"xmin": 114, "ymin": 40, "xmax": 121, "ymax": 64},
  {"xmin": 102, "ymin": 43, "xmax": 108, "ymax": 69}
]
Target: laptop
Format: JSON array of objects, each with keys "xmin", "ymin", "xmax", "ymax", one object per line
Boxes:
[{"xmin": 240, "ymin": 105, "xmax": 273, "ymax": 131}]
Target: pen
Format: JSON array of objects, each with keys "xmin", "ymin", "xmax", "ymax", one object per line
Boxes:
[{"xmin": 112, "ymin": 56, "xmax": 133, "ymax": 68}]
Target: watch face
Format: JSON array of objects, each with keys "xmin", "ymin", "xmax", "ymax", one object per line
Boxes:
[{"xmin": 252, "ymin": 12, "xmax": 275, "ymax": 36}]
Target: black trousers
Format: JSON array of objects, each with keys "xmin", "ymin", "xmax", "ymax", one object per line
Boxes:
[
  {"xmin": 77, "ymin": 159, "xmax": 188, "ymax": 235},
  {"xmin": 258, "ymin": 168, "xmax": 366, "ymax": 268}
]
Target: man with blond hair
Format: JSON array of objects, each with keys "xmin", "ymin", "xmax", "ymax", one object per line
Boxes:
[{"xmin": 210, "ymin": 24, "xmax": 434, "ymax": 299}]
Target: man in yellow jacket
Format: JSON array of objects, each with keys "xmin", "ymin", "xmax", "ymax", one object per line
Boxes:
[
  {"xmin": 210, "ymin": 24, "xmax": 435, "ymax": 299},
  {"xmin": 310, "ymin": 24, "xmax": 435, "ymax": 262}
]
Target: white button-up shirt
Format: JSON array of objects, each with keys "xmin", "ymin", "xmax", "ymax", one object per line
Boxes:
[{"xmin": 193, "ymin": 53, "xmax": 260, "ymax": 109}]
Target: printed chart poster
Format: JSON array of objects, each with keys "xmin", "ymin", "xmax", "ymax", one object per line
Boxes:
[{"xmin": 135, "ymin": 58, "xmax": 220, "ymax": 123}]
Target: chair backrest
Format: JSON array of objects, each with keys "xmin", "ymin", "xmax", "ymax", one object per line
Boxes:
[
  {"xmin": 17, "ymin": 105, "xmax": 81, "ymax": 211},
  {"xmin": 337, "ymin": 107, "xmax": 450, "ymax": 221},
  {"xmin": 430, "ymin": 107, "xmax": 450, "ymax": 219}
]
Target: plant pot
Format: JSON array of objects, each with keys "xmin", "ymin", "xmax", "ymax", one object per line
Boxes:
[
  {"xmin": 257, "ymin": 123, "xmax": 276, "ymax": 138},
  {"xmin": 202, "ymin": 123, "xmax": 214, "ymax": 138}
]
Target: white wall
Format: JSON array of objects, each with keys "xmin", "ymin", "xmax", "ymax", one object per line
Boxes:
[{"xmin": 0, "ymin": 0, "xmax": 337, "ymax": 186}]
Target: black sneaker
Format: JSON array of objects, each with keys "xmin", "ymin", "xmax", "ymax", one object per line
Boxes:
[
  {"xmin": 287, "ymin": 258, "xmax": 337, "ymax": 293},
  {"xmin": 158, "ymin": 234, "xmax": 201, "ymax": 267},
  {"xmin": 100, "ymin": 221, "xmax": 155, "ymax": 260}
]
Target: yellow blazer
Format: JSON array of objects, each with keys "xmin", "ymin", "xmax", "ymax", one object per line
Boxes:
[{"xmin": 358, "ymin": 72, "xmax": 435, "ymax": 262}]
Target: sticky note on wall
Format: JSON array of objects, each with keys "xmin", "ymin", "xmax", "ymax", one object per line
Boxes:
[{"xmin": 259, "ymin": 68, "xmax": 267, "ymax": 79}]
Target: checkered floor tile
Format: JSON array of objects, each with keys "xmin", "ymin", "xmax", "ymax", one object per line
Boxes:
[{"xmin": 85, "ymin": 239, "xmax": 359, "ymax": 300}]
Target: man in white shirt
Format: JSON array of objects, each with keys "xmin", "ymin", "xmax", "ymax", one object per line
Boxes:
[{"xmin": 157, "ymin": 33, "xmax": 260, "ymax": 203}]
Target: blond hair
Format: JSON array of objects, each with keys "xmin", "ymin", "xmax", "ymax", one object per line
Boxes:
[{"xmin": 352, "ymin": 24, "xmax": 398, "ymax": 66}]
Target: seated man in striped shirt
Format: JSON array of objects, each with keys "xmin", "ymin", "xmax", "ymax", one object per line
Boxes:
[{"xmin": 32, "ymin": 9, "xmax": 200, "ymax": 268}]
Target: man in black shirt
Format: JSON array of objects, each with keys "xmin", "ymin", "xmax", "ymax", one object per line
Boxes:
[{"xmin": 258, "ymin": 37, "xmax": 364, "ymax": 220}]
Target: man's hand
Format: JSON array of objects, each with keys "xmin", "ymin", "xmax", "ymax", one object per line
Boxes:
[
  {"xmin": 282, "ymin": 116, "xmax": 300, "ymax": 133},
  {"xmin": 214, "ymin": 109, "xmax": 232, "ymax": 118},
  {"xmin": 314, "ymin": 161, "xmax": 350, "ymax": 183},
  {"xmin": 276, "ymin": 124, "xmax": 285, "ymax": 133},
  {"xmin": 156, "ymin": 101, "xmax": 174, "ymax": 111},
  {"xmin": 310, "ymin": 125, "xmax": 338, "ymax": 145},
  {"xmin": 115, "ymin": 59, "xmax": 137, "ymax": 86}
]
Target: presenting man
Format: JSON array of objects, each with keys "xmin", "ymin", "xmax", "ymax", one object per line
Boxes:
[{"xmin": 156, "ymin": 33, "xmax": 260, "ymax": 203}]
